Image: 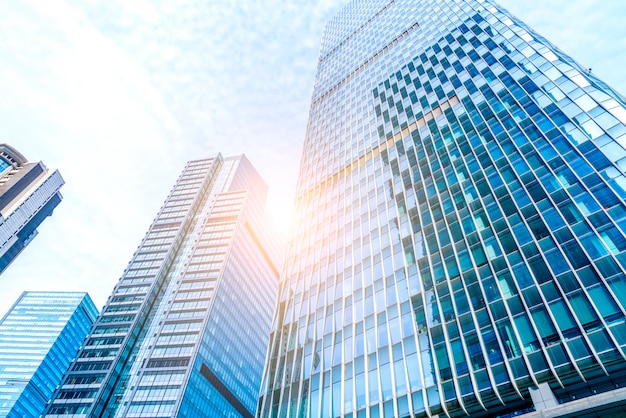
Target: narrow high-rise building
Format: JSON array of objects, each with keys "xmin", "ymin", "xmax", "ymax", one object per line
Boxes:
[
  {"xmin": 44, "ymin": 155, "xmax": 282, "ymax": 418},
  {"xmin": 0, "ymin": 291, "xmax": 97, "ymax": 418},
  {"xmin": 259, "ymin": 1, "xmax": 626, "ymax": 417},
  {"xmin": 0, "ymin": 144, "xmax": 64, "ymax": 274}
]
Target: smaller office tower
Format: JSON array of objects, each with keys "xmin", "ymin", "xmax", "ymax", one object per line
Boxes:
[
  {"xmin": 44, "ymin": 155, "xmax": 282, "ymax": 418},
  {"xmin": 0, "ymin": 144, "xmax": 64, "ymax": 274},
  {"xmin": 0, "ymin": 292, "xmax": 97, "ymax": 418}
]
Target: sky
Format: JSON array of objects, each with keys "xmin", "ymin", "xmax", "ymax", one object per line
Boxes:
[{"xmin": 0, "ymin": 0, "xmax": 624, "ymax": 314}]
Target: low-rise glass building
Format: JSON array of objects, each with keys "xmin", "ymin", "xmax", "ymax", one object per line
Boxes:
[{"xmin": 0, "ymin": 291, "xmax": 97, "ymax": 417}]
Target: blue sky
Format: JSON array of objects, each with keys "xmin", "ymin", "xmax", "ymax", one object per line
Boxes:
[{"xmin": 0, "ymin": 0, "xmax": 624, "ymax": 312}]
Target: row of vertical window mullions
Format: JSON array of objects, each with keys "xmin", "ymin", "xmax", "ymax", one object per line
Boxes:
[
  {"xmin": 447, "ymin": 29, "xmax": 626, "ymax": 366},
  {"xmin": 410, "ymin": 121, "xmax": 498, "ymax": 404},
  {"xmin": 410, "ymin": 72, "xmax": 616, "ymax": 396},
  {"xmin": 386, "ymin": 2, "xmax": 624, "ymax": 320},
  {"xmin": 380, "ymin": 32, "xmax": 508, "ymax": 396},
  {"xmin": 376, "ymin": 14, "xmax": 624, "ymax": 410},
  {"xmin": 302, "ymin": 27, "xmax": 444, "ymax": 418},
  {"xmin": 383, "ymin": 5, "xmax": 626, "ymax": 220},
  {"xmin": 480, "ymin": 67, "xmax": 620, "ymax": 400},
  {"xmin": 277, "ymin": 103, "xmax": 323, "ymax": 411},
  {"xmin": 366, "ymin": 153, "xmax": 434, "ymax": 414},
  {"xmin": 298, "ymin": 140, "xmax": 424, "ymax": 414},
  {"xmin": 270, "ymin": 8, "xmax": 494, "ymax": 416},
  {"xmin": 266, "ymin": 114, "xmax": 370, "ymax": 412},
  {"xmin": 488, "ymin": 19, "xmax": 626, "ymax": 219},
  {"xmin": 395, "ymin": 94, "xmax": 524, "ymax": 410},
  {"xmin": 454, "ymin": 81, "xmax": 624, "ymax": 346}
]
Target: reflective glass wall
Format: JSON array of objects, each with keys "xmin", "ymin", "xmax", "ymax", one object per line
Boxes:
[
  {"xmin": 0, "ymin": 292, "xmax": 97, "ymax": 418},
  {"xmin": 259, "ymin": 0, "xmax": 626, "ymax": 417}
]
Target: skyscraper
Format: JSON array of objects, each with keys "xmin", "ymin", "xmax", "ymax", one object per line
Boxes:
[
  {"xmin": 0, "ymin": 291, "xmax": 97, "ymax": 418},
  {"xmin": 44, "ymin": 154, "xmax": 282, "ymax": 418},
  {"xmin": 259, "ymin": 0, "xmax": 626, "ymax": 417},
  {"xmin": 0, "ymin": 144, "xmax": 64, "ymax": 274}
]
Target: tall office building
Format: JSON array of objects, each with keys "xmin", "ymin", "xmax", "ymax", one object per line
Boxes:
[
  {"xmin": 0, "ymin": 144, "xmax": 64, "ymax": 274},
  {"xmin": 259, "ymin": 0, "xmax": 626, "ymax": 417},
  {"xmin": 44, "ymin": 155, "xmax": 282, "ymax": 417},
  {"xmin": 0, "ymin": 292, "xmax": 97, "ymax": 418}
]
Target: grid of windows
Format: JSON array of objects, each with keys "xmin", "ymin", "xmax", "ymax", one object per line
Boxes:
[{"xmin": 259, "ymin": 0, "xmax": 626, "ymax": 417}]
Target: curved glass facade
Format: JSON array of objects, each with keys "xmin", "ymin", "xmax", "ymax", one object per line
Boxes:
[{"xmin": 259, "ymin": 0, "xmax": 626, "ymax": 417}]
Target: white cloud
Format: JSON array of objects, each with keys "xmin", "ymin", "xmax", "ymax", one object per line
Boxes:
[{"xmin": 0, "ymin": 0, "xmax": 184, "ymax": 310}]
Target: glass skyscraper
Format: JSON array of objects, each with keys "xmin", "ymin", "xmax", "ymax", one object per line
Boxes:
[
  {"xmin": 44, "ymin": 154, "xmax": 282, "ymax": 417},
  {"xmin": 0, "ymin": 291, "xmax": 97, "ymax": 418},
  {"xmin": 259, "ymin": 0, "xmax": 626, "ymax": 417},
  {"xmin": 0, "ymin": 144, "xmax": 64, "ymax": 274}
]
